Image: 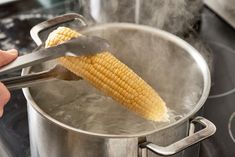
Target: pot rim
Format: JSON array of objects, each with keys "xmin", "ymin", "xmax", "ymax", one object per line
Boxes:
[{"xmin": 22, "ymin": 23, "xmax": 211, "ymax": 138}]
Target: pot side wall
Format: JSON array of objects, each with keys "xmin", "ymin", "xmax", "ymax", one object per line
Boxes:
[{"xmin": 27, "ymin": 102, "xmax": 196, "ymax": 157}]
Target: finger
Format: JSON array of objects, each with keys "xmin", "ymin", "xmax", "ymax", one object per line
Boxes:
[
  {"xmin": 0, "ymin": 49, "xmax": 18, "ymax": 68},
  {"xmin": 0, "ymin": 82, "xmax": 10, "ymax": 117}
]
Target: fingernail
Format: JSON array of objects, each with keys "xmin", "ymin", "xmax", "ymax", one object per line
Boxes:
[
  {"xmin": 6, "ymin": 49, "xmax": 18, "ymax": 55},
  {"xmin": 0, "ymin": 109, "xmax": 3, "ymax": 117}
]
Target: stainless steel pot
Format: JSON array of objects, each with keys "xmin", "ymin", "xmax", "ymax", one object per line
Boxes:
[{"xmin": 22, "ymin": 14, "xmax": 216, "ymax": 157}]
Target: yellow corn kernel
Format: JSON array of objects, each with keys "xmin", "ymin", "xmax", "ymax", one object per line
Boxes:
[{"xmin": 45, "ymin": 26, "xmax": 168, "ymax": 121}]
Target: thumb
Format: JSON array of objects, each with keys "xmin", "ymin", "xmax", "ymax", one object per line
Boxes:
[
  {"xmin": 0, "ymin": 82, "xmax": 10, "ymax": 117},
  {"xmin": 0, "ymin": 49, "xmax": 18, "ymax": 67}
]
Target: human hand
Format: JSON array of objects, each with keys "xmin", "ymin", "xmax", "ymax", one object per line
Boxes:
[{"xmin": 0, "ymin": 49, "xmax": 18, "ymax": 117}]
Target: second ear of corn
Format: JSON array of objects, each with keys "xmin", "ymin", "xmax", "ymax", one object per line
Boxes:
[{"xmin": 45, "ymin": 26, "xmax": 168, "ymax": 121}]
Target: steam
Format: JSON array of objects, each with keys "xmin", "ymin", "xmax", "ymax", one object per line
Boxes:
[
  {"xmin": 29, "ymin": 0, "xmax": 213, "ymax": 135},
  {"xmin": 82, "ymin": 0, "xmax": 213, "ymax": 68},
  {"xmin": 138, "ymin": 0, "xmax": 203, "ymax": 34},
  {"xmin": 83, "ymin": 0, "xmax": 203, "ymax": 34}
]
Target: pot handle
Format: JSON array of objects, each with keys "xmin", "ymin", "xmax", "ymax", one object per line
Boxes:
[
  {"xmin": 30, "ymin": 13, "xmax": 87, "ymax": 46},
  {"xmin": 139, "ymin": 117, "xmax": 216, "ymax": 156}
]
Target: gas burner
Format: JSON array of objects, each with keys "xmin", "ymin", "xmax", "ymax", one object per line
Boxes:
[
  {"xmin": 228, "ymin": 112, "xmax": 235, "ymax": 143},
  {"xmin": 206, "ymin": 42, "xmax": 235, "ymax": 99}
]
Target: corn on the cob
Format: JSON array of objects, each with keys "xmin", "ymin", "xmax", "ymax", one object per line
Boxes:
[{"xmin": 45, "ymin": 26, "xmax": 168, "ymax": 121}]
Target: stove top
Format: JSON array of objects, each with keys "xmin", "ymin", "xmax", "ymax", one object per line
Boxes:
[
  {"xmin": 199, "ymin": 7, "xmax": 235, "ymax": 157},
  {"xmin": 0, "ymin": 11, "xmax": 53, "ymax": 157},
  {"xmin": 0, "ymin": 1, "xmax": 234, "ymax": 157}
]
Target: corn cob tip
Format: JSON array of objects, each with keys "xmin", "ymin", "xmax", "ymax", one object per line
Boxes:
[{"xmin": 45, "ymin": 26, "xmax": 81, "ymax": 48}]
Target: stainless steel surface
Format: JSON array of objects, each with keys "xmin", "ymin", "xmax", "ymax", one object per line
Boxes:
[
  {"xmin": 23, "ymin": 21, "xmax": 213, "ymax": 157},
  {"xmin": 27, "ymin": 103, "xmax": 139, "ymax": 157},
  {"xmin": 0, "ymin": 0, "xmax": 18, "ymax": 5},
  {"xmin": 1, "ymin": 65, "xmax": 81, "ymax": 90},
  {"xmin": 30, "ymin": 13, "xmax": 87, "ymax": 46},
  {"xmin": 204, "ymin": 0, "xmax": 235, "ymax": 29},
  {"xmin": 139, "ymin": 117, "xmax": 216, "ymax": 156},
  {"xmin": 0, "ymin": 36, "xmax": 110, "ymax": 75},
  {"xmin": 26, "ymin": 101, "xmax": 193, "ymax": 157},
  {"xmin": 0, "ymin": 141, "xmax": 12, "ymax": 157}
]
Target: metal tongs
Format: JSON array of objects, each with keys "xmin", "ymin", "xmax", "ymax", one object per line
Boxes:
[
  {"xmin": 0, "ymin": 36, "xmax": 110, "ymax": 75},
  {"xmin": 0, "ymin": 36, "xmax": 110, "ymax": 90},
  {"xmin": 0, "ymin": 13, "xmax": 110, "ymax": 90}
]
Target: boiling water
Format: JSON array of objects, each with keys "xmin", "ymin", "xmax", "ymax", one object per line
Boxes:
[{"xmin": 30, "ymin": 79, "xmax": 182, "ymax": 135}]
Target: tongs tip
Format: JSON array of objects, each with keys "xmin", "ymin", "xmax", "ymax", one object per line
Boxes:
[{"xmin": 61, "ymin": 36, "xmax": 111, "ymax": 56}]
